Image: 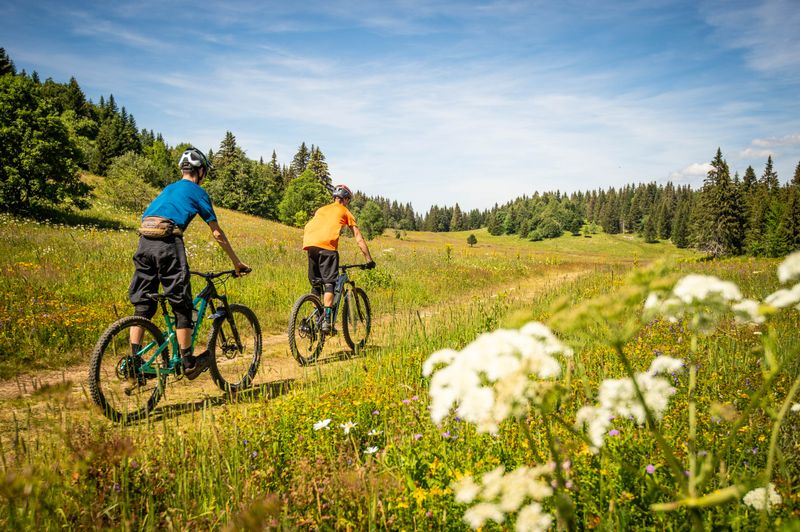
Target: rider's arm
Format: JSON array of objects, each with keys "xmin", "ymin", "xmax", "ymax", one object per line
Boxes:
[
  {"xmin": 351, "ymin": 225, "xmax": 373, "ymax": 263},
  {"xmin": 208, "ymin": 221, "xmax": 249, "ymax": 274}
]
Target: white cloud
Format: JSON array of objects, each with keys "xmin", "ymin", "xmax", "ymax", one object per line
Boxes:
[
  {"xmin": 669, "ymin": 163, "xmax": 713, "ymax": 184},
  {"xmin": 740, "ymin": 148, "xmax": 774, "ymax": 159},
  {"xmin": 701, "ymin": 0, "xmax": 800, "ymax": 75},
  {"xmin": 752, "ymin": 134, "xmax": 800, "ymax": 148}
]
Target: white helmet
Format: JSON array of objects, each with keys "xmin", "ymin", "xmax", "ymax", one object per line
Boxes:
[{"xmin": 178, "ymin": 147, "xmax": 211, "ymax": 174}]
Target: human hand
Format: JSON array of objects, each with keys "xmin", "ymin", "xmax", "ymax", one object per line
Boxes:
[{"xmin": 235, "ymin": 262, "xmax": 252, "ymax": 277}]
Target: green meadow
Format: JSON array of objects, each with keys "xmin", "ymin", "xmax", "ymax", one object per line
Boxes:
[{"xmin": 1, "ymin": 186, "xmax": 799, "ymax": 530}]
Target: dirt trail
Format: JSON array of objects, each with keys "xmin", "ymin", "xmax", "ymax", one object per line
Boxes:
[{"xmin": 0, "ymin": 269, "xmax": 590, "ymax": 431}]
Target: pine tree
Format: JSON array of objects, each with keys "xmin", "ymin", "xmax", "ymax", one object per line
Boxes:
[
  {"xmin": 215, "ymin": 131, "xmax": 239, "ymax": 169},
  {"xmin": 290, "ymin": 142, "xmax": 310, "ymax": 176},
  {"xmin": 306, "ymin": 146, "xmax": 331, "ymax": 188},
  {"xmin": 0, "ymin": 48, "xmax": 16, "ymax": 76},
  {"xmin": 775, "ymin": 187, "xmax": 800, "ymax": 253},
  {"xmin": 761, "ymin": 156, "xmax": 780, "ymax": 191},
  {"xmin": 793, "ymin": 161, "xmax": 800, "ymax": 187},
  {"xmin": 450, "ymin": 203, "xmax": 463, "ymax": 231},
  {"xmin": 691, "ymin": 148, "xmax": 743, "ymax": 256},
  {"xmin": 671, "ymin": 200, "xmax": 691, "ymax": 248}
]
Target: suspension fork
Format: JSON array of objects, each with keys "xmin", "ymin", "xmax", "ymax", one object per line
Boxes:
[{"xmin": 213, "ymin": 296, "xmax": 244, "ymax": 352}]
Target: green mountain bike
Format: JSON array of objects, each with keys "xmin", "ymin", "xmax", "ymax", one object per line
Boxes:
[
  {"xmin": 288, "ymin": 263, "xmax": 372, "ymax": 365},
  {"xmin": 89, "ymin": 269, "xmax": 262, "ymax": 423}
]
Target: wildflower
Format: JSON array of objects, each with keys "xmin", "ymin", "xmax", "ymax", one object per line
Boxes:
[
  {"xmin": 413, "ymin": 433, "xmax": 423, "ymax": 440},
  {"xmin": 764, "ymin": 284, "xmax": 800, "ymax": 309},
  {"xmin": 463, "ymin": 502, "xmax": 504, "ymax": 529},
  {"xmin": 644, "ymin": 275, "xmax": 745, "ymax": 333},
  {"xmin": 791, "ymin": 403, "xmax": 800, "ymax": 413},
  {"xmin": 424, "ymin": 322, "xmax": 571, "ymax": 433},
  {"xmin": 743, "ymin": 483, "xmax": 782, "ymax": 511},
  {"xmin": 454, "ymin": 465, "xmax": 554, "ymax": 530},
  {"xmin": 372, "ymin": 410, "xmax": 379, "ymax": 415},
  {"xmin": 453, "ymin": 476, "xmax": 481, "ymax": 503},
  {"xmin": 340, "ymin": 421, "xmax": 357, "ymax": 434},
  {"xmin": 313, "ymin": 419, "xmax": 332, "ymax": 431},
  {"xmin": 442, "ymin": 431, "xmax": 451, "ymax": 439},
  {"xmin": 515, "ymin": 503, "xmax": 552, "ymax": 532},
  {"xmin": 576, "ymin": 357, "xmax": 683, "ymax": 449},
  {"xmin": 364, "ymin": 446, "xmax": 379, "ymax": 454},
  {"xmin": 672, "ymin": 274, "xmax": 742, "ymax": 303},
  {"xmin": 648, "ymin": 356, "xmax": 683, "ymax": 375},
  {"xmin": 608, "ymin": 429, "xmax": 620, "ymax": 437},
  {"xmin": 402, "ymin": 399, "xmax": 411, "ymax": 405},
  {"xmin": 777, "ymin": 251, "xmax": 800, "ymax": 283},
  {"xmin": 367, "ymin": 429, "xmax": 383, "ymax": 436},
  {"xmin": 732, "ymin": 299, "xmax": 766, "ymax": 324},
  {"xmin": 646, "ymin": 464, "xmax": 655, "ymax": 474}
]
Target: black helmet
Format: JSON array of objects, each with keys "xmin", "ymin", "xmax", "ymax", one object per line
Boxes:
[
  {"xmin": 178, "ymin": 147, "xmax": 211, "ymax": 174},
  {"xmin": 332, "ymin": 184, "xmax": 353, "ymax": 200}
]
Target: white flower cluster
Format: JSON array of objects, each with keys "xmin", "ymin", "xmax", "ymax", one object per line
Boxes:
[
  {"xmin": 453, "ymin": 465, "xmax": 554, "ymax": 531},
  {"xmin": 742, "ymin": 483, "xmax": 782, "ymax": 511},
  {"xmin": 644, "ymin": 274, "xmax": 764, "ymax": 331},
  {"xmin": 766, "ymin": 251, "xmax": 800, "ymax": 310},
  {"xmin": 777, "ymin": 251, "xmax": 800, "ymax": 284},
  {"xmin": 423, "ymin": 322, "xmax": 573, "ymax": 433},
  {"xmin": 575, "ymin": 356, "xmax": 684, "ymax": 449}
]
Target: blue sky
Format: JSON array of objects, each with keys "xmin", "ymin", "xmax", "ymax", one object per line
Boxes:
[{"xmin": 3, "ymin": 0, "xmax": 799, "ymax": 211}]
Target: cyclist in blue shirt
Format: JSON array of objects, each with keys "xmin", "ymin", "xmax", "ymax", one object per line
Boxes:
[{"xmin": 128, "ymin": 147, "xmax": 249, "ymax": 381}]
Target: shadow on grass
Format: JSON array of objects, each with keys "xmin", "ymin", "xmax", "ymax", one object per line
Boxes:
[
  {"xmin": 313, "ymin": 347, "xmax": 371, "ymax": 366},
  {"xmin": 19, "ymin": 204, "xmax": 133, "ymax": 231},
  {"xmin": 127, "ymin": 346, "xmax": 377, "ymax": 424},
  {"xmin": 139, "ymin": 378, "xmax": 295, "ymax": 423}
]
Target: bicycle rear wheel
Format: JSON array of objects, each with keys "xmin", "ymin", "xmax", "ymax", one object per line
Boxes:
[
  {"xmin": 208, "ymin": 304, "xmax": 262, "ymax": 394},
  {"xmin": 343, "ymin": 287, "xmax": 371, "ymax": 352},
  {"xmin": 88, "ymin": 316, "xmax": 168, "ymax": 423},
  {"xmin": 288, "ymin": 294, "xmax": 325, "ymax": 365}
]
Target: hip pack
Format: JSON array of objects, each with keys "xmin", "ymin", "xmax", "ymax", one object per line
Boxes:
[{"xmin": 138, "ymin": 216, "xmax": 183, "ymax": 239}]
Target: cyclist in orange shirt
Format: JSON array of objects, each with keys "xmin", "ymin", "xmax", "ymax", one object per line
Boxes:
[{"xmin": 303, "ymin": 184, "xmax": 375, "ymax": 333}]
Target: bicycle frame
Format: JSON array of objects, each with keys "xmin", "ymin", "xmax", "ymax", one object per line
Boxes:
[{"xmin": 134, "ymin": 273, "xmax": 240, "ymax": 377}]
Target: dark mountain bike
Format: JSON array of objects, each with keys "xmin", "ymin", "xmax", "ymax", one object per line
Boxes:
[
  {"xmin": 288, "ymin": 263, "xmax": 372, "ymax": 365},
  {"xmin": 89, "ymin": 269, "xmax": 262, "ymax": 423}
]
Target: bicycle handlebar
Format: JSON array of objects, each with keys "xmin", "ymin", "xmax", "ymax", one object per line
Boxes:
[
  {"xmin": 339, "ymin": 263, "xmax": 370, "ymax": 271},
  {"xmin": 190, "ymin": 267, "xmax": 251, "ymax": 280}
]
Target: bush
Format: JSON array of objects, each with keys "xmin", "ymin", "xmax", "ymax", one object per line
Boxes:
[{"xmin": 98, "ymin": 152, "xmax": 158, "ymax": 212}]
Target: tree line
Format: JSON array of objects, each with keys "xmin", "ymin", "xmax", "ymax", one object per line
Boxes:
[
  {"xmin": 2, "ymin": 47, "xmax": 799, "ymax": 255},
  {"xmin": 479, "ymin": 149, "xmax": 800, "ymax": 257}
]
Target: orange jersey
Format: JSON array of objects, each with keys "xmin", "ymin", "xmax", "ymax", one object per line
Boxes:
[{"xmin": 302, "ymin": 202, "xmax": 357, "ymax": 251}]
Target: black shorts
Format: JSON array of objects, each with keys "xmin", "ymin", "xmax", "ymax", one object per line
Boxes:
[
  {"xmin": 306, "ymin": 247, "xmax": 339, "ymax": 294},
  {"xmin": 128, "ymin": 236, "xmax": 193, "ymax": 327}
]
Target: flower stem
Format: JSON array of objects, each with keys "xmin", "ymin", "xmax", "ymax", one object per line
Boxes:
[{"xmin": 758, "ymin": 371, "xmax": 800, "ymax": 532}]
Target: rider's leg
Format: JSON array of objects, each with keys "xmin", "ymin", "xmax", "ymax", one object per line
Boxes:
[{"xmin": 128, "ymin": 237, "xmax": 159, "ymax": 352}]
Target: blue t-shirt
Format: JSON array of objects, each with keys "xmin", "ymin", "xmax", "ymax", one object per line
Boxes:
[{"xmin": 142, "ymin": 179, "xmax": 217, "ymax": 231}]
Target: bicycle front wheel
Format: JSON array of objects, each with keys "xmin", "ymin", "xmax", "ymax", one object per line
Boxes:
[
  {"xmin": 288, "ymin": 294, "xmax": 325, "ymax": 365},
  {"xmin": 88, "ymin": 316, "xmax": 167, "ymax": 423},
  {"xmin": 343, "ymin": 287, "xmax": 371, "ymax": 352},
  {"xmin": 208, "ymin": 304, "xmax": 262, "ymax": 394}
]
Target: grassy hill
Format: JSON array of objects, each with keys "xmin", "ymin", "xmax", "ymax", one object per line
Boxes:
[
  {"xmin": 0, "ymin": 195, "xmax": 691, "ymax": 378},
  {"xmin": 2, "ymin": 187, "xmax": 798, "ymax": 530}
]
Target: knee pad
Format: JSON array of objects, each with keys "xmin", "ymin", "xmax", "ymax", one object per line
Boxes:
[
  {"xmin": 323, "ymin": 283, "xmax": 335, "ymax": 294},
  {"xmin": 133, "ymin": 303, "xmax": 157, "ymax": 320}
]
